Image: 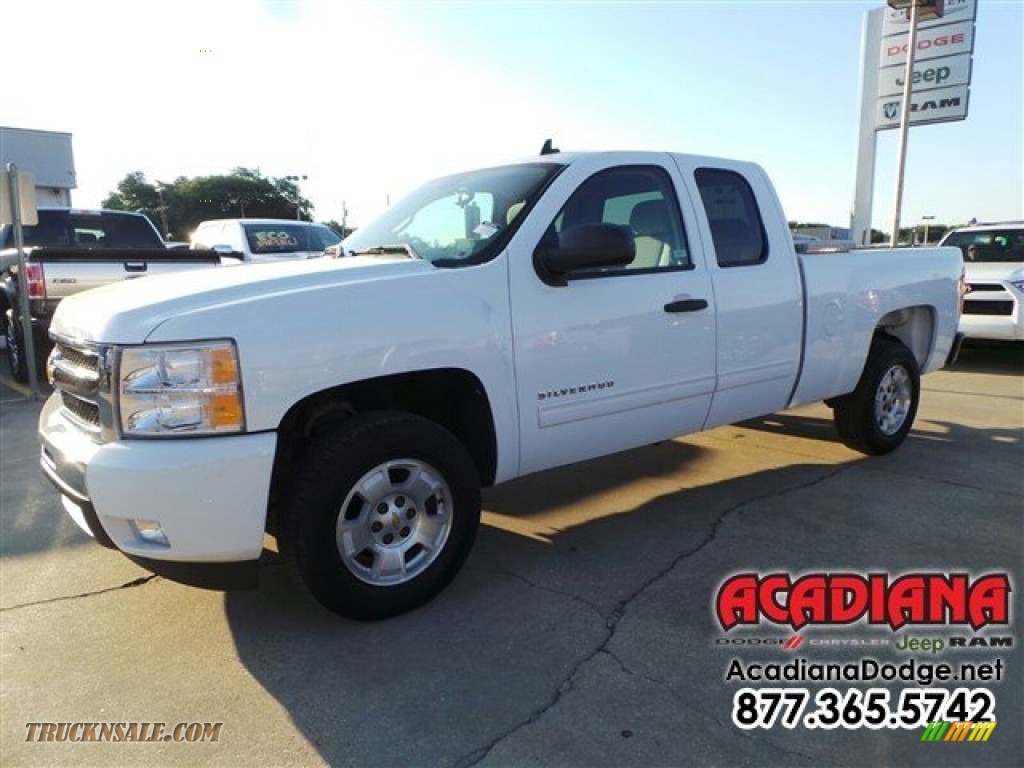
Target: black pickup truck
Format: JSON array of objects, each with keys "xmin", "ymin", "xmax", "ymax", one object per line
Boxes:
[{"xmin": 1, "ymin": 208, "xmax": 225, "ymax": 382}]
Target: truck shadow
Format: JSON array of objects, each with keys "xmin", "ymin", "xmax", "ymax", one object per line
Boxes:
[
  {"xmin": 221, "ymin": 460, "xmax": 834, "ymax": 767},
  {"xmin": 219, "ymin": 410, "xmax": 1023, "ymax": 767},
  {"xmin": 949, "ymin": 340, "xmax": 1023, "ymax": 376}
]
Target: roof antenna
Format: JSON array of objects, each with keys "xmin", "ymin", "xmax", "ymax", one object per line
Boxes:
[{"xmin": 540, "ymin": 138, "xmax": 560, "ymax": 156}]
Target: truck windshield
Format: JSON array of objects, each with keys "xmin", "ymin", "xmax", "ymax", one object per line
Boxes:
[
  {"xmin": 344, "ymin": 163, "xmax": 563, "ymax": 266},
  {"xmin": 943, "ymin": 229, "xmax": 1024, "ymax": 263},
  {"xmin": 242, "ymin": 223, "xmax": 341, "ymax": 255}
]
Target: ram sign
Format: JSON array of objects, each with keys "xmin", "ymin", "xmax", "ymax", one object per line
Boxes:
[{"xmin": 875, "ymin": 85, "xmax": 970, "ymax": 130}]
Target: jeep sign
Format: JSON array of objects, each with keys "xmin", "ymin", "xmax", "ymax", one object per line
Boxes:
[
  {"xmin": 877, "ymin": 54, "xmax": 972, "ymax": 97},
  {"xmin": 875, "ymin": 85, "xmax": 970, "ymax": 130}
]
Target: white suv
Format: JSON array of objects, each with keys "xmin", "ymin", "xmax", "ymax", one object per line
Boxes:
[
  {"xmin": 940, "ymin": 222, "xmax": 1024, "ymax": 342},
  {"xmin": 191, "ymin": 219, "xmax": 341, "ymax": 263}
]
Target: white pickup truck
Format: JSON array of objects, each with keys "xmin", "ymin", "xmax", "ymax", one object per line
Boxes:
[{"xmin": 38, "ymin": 150, "xmax": 964, "ymax": 620}]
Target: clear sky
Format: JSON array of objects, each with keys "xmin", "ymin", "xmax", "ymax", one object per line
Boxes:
[{"xmin": 4, "ymin": 0, "xmax": 1021, "ymax": 233}]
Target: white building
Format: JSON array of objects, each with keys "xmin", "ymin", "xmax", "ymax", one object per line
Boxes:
[{"xmin": 0, "ymin": 126, "xmax": 76, "ymax": 206}]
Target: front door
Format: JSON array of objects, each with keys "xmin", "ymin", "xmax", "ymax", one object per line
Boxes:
[{"xmin": 508, "ymin": 157, "xmax": 717, "ymax": 475}]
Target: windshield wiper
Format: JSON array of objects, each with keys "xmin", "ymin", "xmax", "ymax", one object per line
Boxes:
[{"xmin": 347, "ymin": 244, "xmax": 419, "ymax": 259}]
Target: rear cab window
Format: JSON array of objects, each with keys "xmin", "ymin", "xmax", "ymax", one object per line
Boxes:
[
  {"xmin": 13, "ymin": 210, "xmax": 163, "ymax": 249},
  {"xmin": 694, "ymin": 168, "xmax": 768, "ymax": 267}
]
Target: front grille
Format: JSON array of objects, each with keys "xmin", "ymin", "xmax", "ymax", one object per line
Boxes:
[
  {"xmin": 964, "ymin": 300, "xmax": 1014, "ymax": 317},
  {"xmin": 51, "ymin": 340, "xmax": 110, "ymax": 438},
  {"xmin": 60, "ymin": 391, "xmax": 101, "ymax": 427},
  {"xmin": 967, "ymin": 283, "xmax": 1005, "ymax": 293},
  {"xmin": 55, "ymin": 341, "xmax": 99, "ymax": 374}
]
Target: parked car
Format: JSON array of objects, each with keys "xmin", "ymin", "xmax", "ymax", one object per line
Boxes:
[
  {"xmin": 791, "ymin": 233, "xmax": 822, "ymax": 253},
  {"xmin": 190, "ymin": 219, "xmax": 341, "ymax": 262},
  {"xmin": 939, "ymin": 221, "xmax": 1024, "ymax": 341}
]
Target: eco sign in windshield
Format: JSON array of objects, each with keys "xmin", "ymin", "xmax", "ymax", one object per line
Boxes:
[{"xmin": 243, "ymin": 224, "xmax": 340, "ymax": 255}]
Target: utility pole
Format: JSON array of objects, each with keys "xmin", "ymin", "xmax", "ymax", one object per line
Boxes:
[
  {"xmin": 887, "ymin": 0, "xmax": 947, "ymax": 247},
  {"xmin": 155, "ymin": 183, "xmax": 170, "ymax": 239},
  {"xmin": 921, "ymin": 214, "xmax": 935, "ymax": 245},
  {"xmin": 285, "ymin": 174, "xmax": 307, "ymax": 220}
]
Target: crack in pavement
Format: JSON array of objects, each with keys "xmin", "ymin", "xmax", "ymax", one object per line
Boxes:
[
  {"xmin": 470, "ymin": 567, "xmax": 605, "ymax": 619},
  {"xmin": 925, "ymin": 388, "xmax": 1023, "ymax": 403},
  {"xmin": 851, "ymin": 463, "xmax": 1022, "ymax": 499},
  {"xmin": 600, "ymin": 649, "xmax": 847, "ymax": 767},
  {"xmin": 455, "ymin": 465, "xmax": 854, "ymax": 767},
  {"xmin": 1, "ymin": 575, "xmax": 159, "ymax": 613}
]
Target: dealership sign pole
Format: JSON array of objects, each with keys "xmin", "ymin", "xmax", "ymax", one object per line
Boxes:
[{"xmin": 889, "ymin": 1, "xmax": 926, "ymax": 247}]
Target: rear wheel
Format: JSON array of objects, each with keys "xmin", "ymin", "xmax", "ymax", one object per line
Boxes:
[
  {"xmin": 280, "ymin": 411, "xmax": 481, "ymax": 620},
  {"xmin": 4, "ymin": 311, "xmax": 50, "ymax": 384},
  {"xmin": 833, "ymin": 337, "xmax": 920, "ymax": 455}
]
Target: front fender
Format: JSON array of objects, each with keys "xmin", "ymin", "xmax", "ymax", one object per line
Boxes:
[{"xmin": 143, "ymin": 260, "xmax": 521, "ymax": 482}]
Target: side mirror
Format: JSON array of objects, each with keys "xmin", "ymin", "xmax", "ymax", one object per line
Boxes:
[{"xmin": 535, "ymin": 223, "xmax": 635, "ymax": 286}]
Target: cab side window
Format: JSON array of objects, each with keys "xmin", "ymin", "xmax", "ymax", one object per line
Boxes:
[
  {"xmin": 547, "ymin": 165, "xmax": 691, "ymax": 273},
  {"xmin": 695, "ymin": 168, "xmax": 768, "ymax": 267}
]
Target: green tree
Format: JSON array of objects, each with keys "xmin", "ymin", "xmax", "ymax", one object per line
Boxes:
[
  {"xmin": 102, "ymin": 169, "xmax": 314, "ymax": 240},
  {"xmin": 325, "ymin": 219, "xmax": 355, "ymax": 239},
  {"xmin": 102, "ymin": 172, "xmax": 168, "ymax": 238}
]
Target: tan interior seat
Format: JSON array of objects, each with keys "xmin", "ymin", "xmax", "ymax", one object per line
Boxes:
[{"xmin": 629, "ymin": 200, "xmax": 673, "ymax": 269}]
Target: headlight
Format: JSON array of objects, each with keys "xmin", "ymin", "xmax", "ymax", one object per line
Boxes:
[
  {"xmin": 1009, "ymin": 280, "xmax": 1024, "ymax": 293},
  {"xmin": 118, "ymin": 341, "xmax": 245, "ymax": 437}
]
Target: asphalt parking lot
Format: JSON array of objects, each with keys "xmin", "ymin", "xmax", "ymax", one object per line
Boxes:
[{"xmin": 2, "ymin": 341, "xmax": 1022, "ymax": 767}]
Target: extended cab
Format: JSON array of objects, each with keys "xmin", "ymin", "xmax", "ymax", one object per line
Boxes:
[
  {"xmin": 1, "ymin": 208, "xmax": 224, "ymax": 381},
  {"xmin": 37, "ymin": 151, "xmax": 964, "ymax": 620}
]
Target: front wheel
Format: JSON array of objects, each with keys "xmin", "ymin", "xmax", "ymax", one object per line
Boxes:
[
  {"xmin": 833, "ymin": 338, "xmax": 920, "ymax": 455},
  {"xmin": 280, "ymin": 411, "xmax": 481, "ymax": 620}
]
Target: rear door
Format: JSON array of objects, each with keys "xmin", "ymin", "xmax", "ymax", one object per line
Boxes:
[
  {"xmin": 508, "ymin": 154, "xmax": 716, "ymax": 475},
  {"xmin": 677, "ymin": 160, "xmax": 803, "ymax": 427}
]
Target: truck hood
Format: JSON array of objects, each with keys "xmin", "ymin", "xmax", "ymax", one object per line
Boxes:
[
  {"xmin": 964, "ymin": 261, "xmax": 1024, "ymax": 282},
  {"xmin": 49, "ymin": 256, "xmax": 428, "ymax": 344}
]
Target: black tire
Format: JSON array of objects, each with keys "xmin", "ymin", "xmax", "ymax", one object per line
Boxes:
[
  {"xmin": 833, "ymin": 337, "xmax": 920, "ymax": 455},
  {"xmin": 280, "ymin": 411, "xmax": 481, "ymax": 620},
  {"xmin": 4, "ymin": 311, "xmax": 50, "ymax": 384},
  {"xmin": 5, "ymin": 311, "xmax": 28, "ymax": 383}
]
